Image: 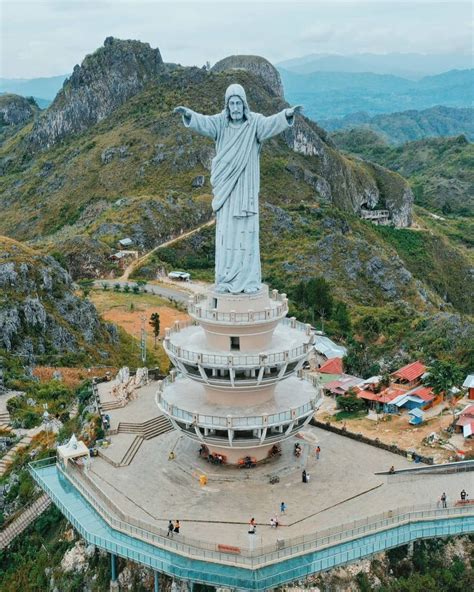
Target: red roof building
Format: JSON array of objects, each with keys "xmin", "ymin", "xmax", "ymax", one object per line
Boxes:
[
  {"xmin": 319, "ymin": 357, "xmax": 343, "ymax": 375},
  {"xmin": 357, "ymin": 385, "xmax": 409, "ymax": 405},
  {"xmin": 392, "ymin": 361, "xmax": 426, "ymax": 384}
]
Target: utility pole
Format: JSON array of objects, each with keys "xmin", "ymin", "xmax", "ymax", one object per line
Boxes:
[{"xmin": 140, "ymin": 314, "xmax": 147, "ymax": 364}]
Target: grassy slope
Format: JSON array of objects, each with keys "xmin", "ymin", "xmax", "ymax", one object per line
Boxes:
[{"xmin": 332, "ymin": 129, "xmax": 474, "ymax": 216}]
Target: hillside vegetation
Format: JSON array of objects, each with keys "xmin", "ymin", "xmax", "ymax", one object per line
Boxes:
[
  {"xmin": 0, "ymin": 39, "xmax": 413, "ymax": 277},
  {"xmin": 332, "ymin": 130, "xmax": 474, "ymax": 217}
]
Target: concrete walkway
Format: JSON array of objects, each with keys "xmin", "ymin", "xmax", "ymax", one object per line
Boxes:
[{"xmin": 0, "ymin": 493, "xmax": 51, "ymax": 549}]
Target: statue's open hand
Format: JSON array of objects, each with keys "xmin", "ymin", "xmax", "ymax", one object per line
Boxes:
[
  {"xmin": 285, "ymin": 105, "xmax": 304, "ymax": 118},
  {"xmin": 174, "ymin": 106, "xmax": 191, "ymax": 117}
]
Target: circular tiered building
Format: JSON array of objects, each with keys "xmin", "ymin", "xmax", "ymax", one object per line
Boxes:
[{"xmin": 156, "ymin": 284, "xmax": 321, "ymax": 464}]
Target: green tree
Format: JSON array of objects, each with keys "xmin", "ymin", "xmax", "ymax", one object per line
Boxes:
[
  {"xmin": 149, "ymin": 312, "xmax": 161, "ymax": 348},
  {"xmin": 123, "ymin": 284, "xmax": 130, "ymax": 293},
  {"xmin": 306, "ymin": 277, "xmax": 334, "ymax": 329},
  {"xmin": 132, "ymin": 284, "xmax": 140, "ymax": 294},
  {"xmin": 424, "ymin": 360, "xmax": 464, "ymax": 426},
  {"xmin": 333, "ymin": 301, "xmax": 352, "ymax": 336},
  {"xmin": 114, "ymin": 283, "xmax": 121, "ymax": 292},
  {"xmin": 336, "ymin": 393, "xmax": 365, "ymax": 413}
]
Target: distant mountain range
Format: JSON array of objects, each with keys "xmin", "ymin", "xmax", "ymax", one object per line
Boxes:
[
  {"xmin": 278, "ymin": 68, "xmax": 474, "ymax": 120},
  {"xmin": 277, "ymin": 52, "xmax": 473, "ymax": 79},
  {"xmin": 0, "ymin": 74, "xmax": 67, "ymax": 106},
  {"xmin": 320, "ymin": 106, "xmax": 474, "ymax": 144}
]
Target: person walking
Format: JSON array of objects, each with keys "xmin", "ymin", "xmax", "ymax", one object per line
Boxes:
[
  {"xmin": 167, "ymin": 520, "xmax": 174, "ymax": 537},
  {"xmin": 441, "ymin": 492, "xmax": 447, "ymax": 508},
  {"xmin": 280, "ymin": 501, "xmax": 286, "ymax": 514},
  {"xmin": 173, "ymin": 520, "xmax": 180, "ymax": 534},
  {"xmin": 316, "ymin": 446, "xmax": 321, "ymax": 460},
  {"xmin": 302, "ymin": 469, "xmax": 307, "ymax": 483}
]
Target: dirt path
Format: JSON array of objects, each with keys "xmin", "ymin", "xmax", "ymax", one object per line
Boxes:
[{"xmin": 119, "ymin": 218, "xmax": 215, "ymax": 281}]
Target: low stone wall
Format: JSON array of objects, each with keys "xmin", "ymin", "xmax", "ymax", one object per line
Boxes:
[{"xmin": 310, "ymin": 418, "xmax": 434, "ymax": 465}]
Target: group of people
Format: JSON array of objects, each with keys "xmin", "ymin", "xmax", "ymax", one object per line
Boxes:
[
  {"xmin": 248, "ymin": 506, "xmax": 286, "ymax": 534},
  {"xmin": 167, "ymin": 520, "xmax": 180, "ymax": 536},
  {"xmin": 439, "ymin": 489, "xmax": 469, "ymax": 508}
]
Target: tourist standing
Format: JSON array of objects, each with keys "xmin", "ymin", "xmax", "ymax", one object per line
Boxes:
[
  {"xmin": 280, "ymin": 501, "xmax": 286, "ymax": 514},
  {"xmin": 302, "ymin": 469, "xmax": 307, "ymax": 483},
  {"xmin": 167, "ymin": 520, "xmax": 174, "ymax": 537},
  {"xmin": 460, "ymin": 489, "xmax": 468, "ymax": 501},
  {"xmin": 441, "ymin": 492, "xmax": 447, "ymax": 508},
  {"xmin": 316, "ymin": 446, "xmax": 321, "ymax": 460},
  {"xmin": 174, "ymin": 520, "xmax": 180, "ymax": 534}
]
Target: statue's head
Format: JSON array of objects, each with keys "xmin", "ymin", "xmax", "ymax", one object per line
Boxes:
[{"xmin": 224, "ymin": 84, "xmax": 250, "ymax": 123}]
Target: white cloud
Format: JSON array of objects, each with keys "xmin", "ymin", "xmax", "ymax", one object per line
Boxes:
[{"xmin": 0, "ymin": 1, "xmax": 471, "ymax": 77}]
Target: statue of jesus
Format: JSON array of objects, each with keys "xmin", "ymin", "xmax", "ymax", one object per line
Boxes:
[{"xmin": 174, "ymin": 84, "xmax": 302, "ymax": 294}]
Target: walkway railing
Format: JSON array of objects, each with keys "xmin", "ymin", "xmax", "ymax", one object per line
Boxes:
[
  {"xmin": 29, "ymin": 457, "xmax": 474, "ymax": 568},
  {"xmin": 156, "ymin": 372, "xmax": 321, "ymax": 429}
]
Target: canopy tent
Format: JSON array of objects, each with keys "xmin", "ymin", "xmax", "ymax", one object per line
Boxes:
[{"xmin": 57, "ymin": 434, "xmax": 90, "ymax": 467}]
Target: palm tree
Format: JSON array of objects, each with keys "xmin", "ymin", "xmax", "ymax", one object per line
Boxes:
[{"xmin": 424, "ymin": 360, "xmax": 464, "ymax": 427}]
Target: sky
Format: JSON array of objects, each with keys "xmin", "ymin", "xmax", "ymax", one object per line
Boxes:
[{"xmin": 1, "ymin": 0, "xmax": 472, "ymax": 78}]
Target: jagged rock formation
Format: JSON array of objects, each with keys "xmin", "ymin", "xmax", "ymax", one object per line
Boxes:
[
  {"xmin": 0, "ymin": 236, "xmax": 118, "ymax": 360},
  {"xmin": 26, "ymin": 37, "xmax": 164, "ymax": 152},
  {"xmin": 212, "ymin": 54, "xmax": 284, "ymax": 98},
  {"xmin": 0, "ymin": 94, "xmax": 38, "ymax": 126}
]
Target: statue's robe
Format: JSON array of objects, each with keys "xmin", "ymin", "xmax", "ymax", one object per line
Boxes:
[{"xmin": 183, "ymin": 109, "xmax": 293, "ymax": 294}]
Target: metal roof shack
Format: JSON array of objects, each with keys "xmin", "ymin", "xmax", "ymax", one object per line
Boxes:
[
  {"xmin": 357, "ymin": 384, "xmax": 409, "ymax": 404},
  {"xmin": 392, "ymin": 361, "xmax": 426, "ymax": 383},
  {"xmin": 313, "ymin": 336, "xmax": 347, "ymax": 360},
  {"xmin": 324, "ymin": 374, "xmax": 364, "ymax": 396},
  {"xmin": 463, "ymin": 375, "xmax": 474, "ymax": 389},
  {"xmin": 119, "ymin": 238, "xmax": 133, "ymax": 247}
]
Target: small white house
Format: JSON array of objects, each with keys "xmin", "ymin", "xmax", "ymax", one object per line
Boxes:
[{"xmin": 118, "ymin": 237, "xmax": 133, "ymax": 247}]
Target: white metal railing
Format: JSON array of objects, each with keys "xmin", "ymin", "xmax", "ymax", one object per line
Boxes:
[
  {"xmin": 29, "ymin": 456, "xmax": 474, "ymax": 569},
  {"xmin": 164, "ymin": 341, "xmax": 309, "ymax": 368},
  {"xmin": 156, "ymin": 373, "xmax": 321, "ymax": 430},
  {"xmin": 187, "ymin": 290, "xmax": 289, "ymax": 323}
]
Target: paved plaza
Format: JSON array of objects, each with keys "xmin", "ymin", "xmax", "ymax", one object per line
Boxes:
[{"xmin": 83, "ymin": 422, "xmax": 473, "ymax": 550}]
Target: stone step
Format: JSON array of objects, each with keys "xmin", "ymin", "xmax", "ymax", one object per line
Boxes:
[
  {"xmin": 0, "ymin": 412, "xmax": 10, "ymax": 422},
  {"xmin": 120, "ymin": 435, "xmax": 144, "ymax": 466},
  {"xmin": 101, "ymin": 400, "xmax": 127, "ymax": 411},
  {"xmin": 117, "ymin": 416, "xmax": 173, "ymax": 440}
]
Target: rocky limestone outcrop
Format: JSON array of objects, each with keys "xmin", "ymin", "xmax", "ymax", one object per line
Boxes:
[
  {"xmin": 26, "ymin": 37, "xmax": 164, "ymax": 152},
  {"xmin": 212, "ymin": 54, "xmax": 284, "ymax": 98},
  {"xmin": 0, "ymin": 237, "xmax": 117, "ymax": 360},
  {"xmin": 0, "ymin": 94, "xmax": 37, "ymax": 126}
]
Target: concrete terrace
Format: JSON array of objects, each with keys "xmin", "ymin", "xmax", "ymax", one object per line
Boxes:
[{"xmin": 77, "ymin": 424, "xmax": 474, "ymax": 551}]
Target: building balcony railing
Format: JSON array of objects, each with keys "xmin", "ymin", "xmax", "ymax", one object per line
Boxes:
[
  {"xmin": 187, "ymin": 289, "xmax": 289, "ymax": 324},
  {"xmin": 155, "ymin": 372, "xmax": 321, "ymax": 431}
]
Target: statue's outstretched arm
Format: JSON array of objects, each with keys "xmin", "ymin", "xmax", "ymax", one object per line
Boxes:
[
  {"xmin": 256, "ymin": 105, "xmax": 303, "ymax": 142},
  {"xmin": 174, "ymin": 106, "xmax": 220, "ymax": 140}
]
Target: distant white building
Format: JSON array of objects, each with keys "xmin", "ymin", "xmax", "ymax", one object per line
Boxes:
[
  {"xmin": 118, "ymin": 237, "xmax": 133, "ymax": 247},
  {"xmin": 168, "ymin": 271, "xmax": 191, "ymax": 281}
]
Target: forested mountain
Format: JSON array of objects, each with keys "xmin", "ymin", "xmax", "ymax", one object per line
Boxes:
[{"xmin": 320, "ymin": 106, "xmax": 474, "ymax": 144}]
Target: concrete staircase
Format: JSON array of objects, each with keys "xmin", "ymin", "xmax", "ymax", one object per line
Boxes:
[
  {"xmin": 101, "ymin": 399, "xmax": 127, "ymax": 412},
  {"xmin": 0, "ymin": 410, "xmax": 11, "ymax": 432},
  {"xmin": 0, "ymin": 493, "xmax": 51, "ymax": 549},
  {"xmin": 120, "ymin": 435, "xmax": 144, "ymax": 466},
  {"xmin": 0, "ymin": 434, "xmax": 33, "ymax": 477},
  {"xmin": 117, "ymin": 415, "xmax": 173, "ymax": 440}
]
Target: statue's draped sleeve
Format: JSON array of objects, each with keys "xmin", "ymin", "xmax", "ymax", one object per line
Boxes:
[
  {"xmin": 255, "ymin": 110, "xmax": 294, "ymax": 143},
  {"xmin": 182, "ymin": 110, "xmax": 221, "ymax": 140}
]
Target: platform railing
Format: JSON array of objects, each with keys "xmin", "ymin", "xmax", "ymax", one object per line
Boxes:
[
  {"xmin": 164, "ymin": 341, "xmax": 310, "ymax": 368},
  {"xmin": 188, "ymin": 294, "xmax": 289, "ymax": 323},
  {"xmin": 30, "ymin": 457, "xmax": 473, "ymax": 569},
  {"xmin": 156, "ymin": 372, "xmax": 321, "ymax": 430}
]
